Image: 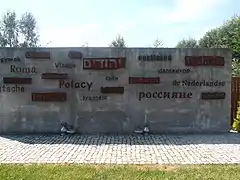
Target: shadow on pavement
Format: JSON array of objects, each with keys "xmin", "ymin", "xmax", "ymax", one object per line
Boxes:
[{"xmin": 1, "ymin": 133, "xmax": 240, "ymax": 145}]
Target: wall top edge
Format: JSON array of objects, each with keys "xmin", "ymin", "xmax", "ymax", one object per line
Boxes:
[{"xmin": 0, "ymin": 47, "xmax": 232, "ymax": 51}]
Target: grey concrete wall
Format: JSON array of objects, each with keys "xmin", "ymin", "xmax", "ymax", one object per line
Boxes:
[{"xmin": 0, "ymin": 47, "xmax": 232, "ymax": 134}]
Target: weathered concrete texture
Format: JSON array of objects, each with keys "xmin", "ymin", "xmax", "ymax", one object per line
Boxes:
[
  {"xmin": 0, "ymin": 48, "xmax": 232, "ymax": 134},
  {"xmin": 1, "ymin": 134, "xmax": 240, "ymax": 164}
]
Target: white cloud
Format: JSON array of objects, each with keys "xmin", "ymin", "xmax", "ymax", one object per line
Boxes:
[
  {"xmin": 165, "ymin": 0, "xmax": 220, "ymax": 23},
  {"xmin": 114, "ymin": 20, "xmax": 137, "ymax": 35},
  {"xmin": 39, "ymin": 24, "xmax": 102, "ymax": 47},
  {"xmin": 136, "ymin": 0, "xmax": 227, "ymax": 25},
  {"xmin": 37, "ymin": 0, "xmax": 228, "ymax": 47}
]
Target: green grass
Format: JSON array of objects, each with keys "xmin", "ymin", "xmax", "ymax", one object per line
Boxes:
[{"xmin": 1, "ymin": 164, "xmax": 240, "ymax": 180}]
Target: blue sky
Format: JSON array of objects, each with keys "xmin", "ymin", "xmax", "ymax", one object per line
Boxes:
[{"xmin": 1, "ymin": 0, "xmax": 239, "ymax": 47}]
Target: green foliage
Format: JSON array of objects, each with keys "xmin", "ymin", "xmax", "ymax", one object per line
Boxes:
[
  {"xmin": 232, "ymin": 59, "xmax": 240, "ymax": 76},
  {"xmin": 175, "ymin": 15, "xmax": 240, "ymax": 76},
  {"xmin": 0, "ymin": 10, "xmax": 39, "ymax": 48},
  {"xmin": 198, "ymin": 28, "xmax": 225, "ymax": 48},
  {"xmin": 232, "ymin": 101, "xmax": 240, "ymax": 131},
  {"xmin": 109, "ymin": 35, "xmax": 127, "ymax": 47},
  {"xmin": 176, "ymin": 38, "xmax": 199, "ymax": 48}
]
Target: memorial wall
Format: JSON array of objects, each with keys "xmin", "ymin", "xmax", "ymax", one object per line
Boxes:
[{"xmin": 0, "ymin": 47, "xmax": 232, "ymax": 134}]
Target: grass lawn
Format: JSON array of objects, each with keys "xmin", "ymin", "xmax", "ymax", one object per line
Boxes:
[{"xmin": 1, "ymin": 164, "xmax": 240, "ymax": 180}]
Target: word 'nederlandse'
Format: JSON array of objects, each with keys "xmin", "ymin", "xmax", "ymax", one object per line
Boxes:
[
  {"xmin": 59, "ymin": 80, "xmax": 93, "ymax": 90},
  {"xmin": 172, "ymin": 80, "xmax": 225, "ymax": 87},
  {"xmin": 10, "ymin": 65, "xmax": 36, "ymax": 73},
  {"xmin": 138, "ymin": 54, "xmax": 172, "ymax": 61},
  {"xmin": 138, "ymin": 91, "xmax": 193, "ymax": 101},
  {"xmin": 82, "ymin": 95, "xmax": 107, "ymax": 101},
  {"xmin": 0, "ymin": 85, "xmax": 24, "ymax": 93},
  {"xmin": 158, "ymin": 68, "xmax": 191, "ymax": 74},
  {"xmin": 55, "ymin": 62, "xmax": 76, "ymax": 68},
  {"xmin": 0, "ymin": 57, "xmax": 20, "ymax": 63}
]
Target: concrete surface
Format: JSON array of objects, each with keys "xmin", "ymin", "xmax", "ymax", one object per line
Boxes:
[
  {"xmin": 0, "ymin": 134, "xmax": 240, "ymax": 164},
  {"xmin": 0, "ymin": 48, "xmax": 232, "ymax": 134}
]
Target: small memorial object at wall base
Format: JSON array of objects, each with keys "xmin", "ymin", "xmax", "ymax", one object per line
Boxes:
[
  {"xmin": 3, "ymin": 77, "xmax": 32, "ymax": 84},
  {"xmin": 41, "ymin": 73, "xmax": 68, "ymax": 80},
  {"xmin": 129, "ymin": 77, "xmax": 160, "ymax": 84},
  {"xmin": 32, "ymin": 92, "xmax": 67, "ymax": 102},
  {"xmin": 101, "ymin": 87, "xmax": 124, "ymax": 94},
  {"xmin": 83, "ymin": 57, "xmax": 126, "ymax": 70},
  {"xmin": 25, "ymin": 51, "xmax": 50, "ymax": 59},
  {"xmin": 201, "ymin": 92, "xmax": 226, "ymax": 100},
  {"xmin": 68, "ymin": 51, "xmax": 83, "ymax": 59},
  {"xmin": 185, "ymin": 56, "xmax": 224, "ymax": 66}
]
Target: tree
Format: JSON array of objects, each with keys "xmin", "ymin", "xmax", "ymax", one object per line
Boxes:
[
  {"xmin": 232, "ymin": 59, "xmax": 240, "ymax": 76},
  {"xmin": 176, "ymin": 38, "xmax": 199, "ymax": 48},
  {"xmin": 109, "ymin": 35, "xmax": 127, "ymax": 47},
  {"xmin": 198, "ymin": 15, "xmax": 240, "ymax": 76},
  {"xmin": 198, "ymin": 28, "xmax": 225, "ymax": 48},
  {"xmin": 0, "ymin": 10, "xmax": 40, "ymax": 48},
  {"xmin": 152, "ymin": 38, "xmax": 163, "ymax": 48}
]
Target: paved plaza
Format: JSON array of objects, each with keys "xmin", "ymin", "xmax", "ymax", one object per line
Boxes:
[{"xmin": 0, "ymin": 134, "xmax": 240, "ymax": 164}]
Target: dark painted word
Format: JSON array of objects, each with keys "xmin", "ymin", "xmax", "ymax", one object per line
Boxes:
[
  {"xmin": 0, "ymin": 57, "xmax": 20, "ymax": 63},
  {"xmin": 3, "ymin": 77, "xmax": 32, "ymax": 84},
  {"xmin": 25, "ymin": 51, "xmax": 50, "ymax": 59},
  {"xmin": 68, "ymin": 51, "xmax": 83, "ymax": 59},
  {"xmin": 138, "ymin": 91, "xmax": 193, "ymax": 101},
  {"xmin": 55, "ymin": 62, "xmax": 76, "ymax": 68},
  {"xmin": 10, "ymin": 65, "xmax": 36, "ymax": 74},
  {"xmin": 82, "ymin": 95, "xmax": 107, "ymax": 101},
  {"xmin": 32, "ymin": 92, "xmax": 66, "ymax": 102},
  {"xmin": 0, "ymin": 85, "xmax": 24, "ymax": 93},
  {"xmin": 173, "ymin": 80, "xmax": 225, "ymax": 87},
  {"xmin": 185, "ymin": 56, "xmax": 224, "ymax": 66},
  {"xmin": 83, "ymin": 57, "xmax": 126, "ymax": 70},
  {"xmin": 106, "ymin": 76, "xmax": 118, "ymax": 81},
  {"xmin": 158, "ymin": 68, "xmax": 191, "ymax": 74},
  {"xmin": 201, "ymin": 92, "xmax": 226, "ymax": 100},
  {"xmin": 42, "ymin": 73, "xmax": 68, "ymax": 80},
  {"xmin": 129, "ymin": 77, "xmax": 160, "ymax": 84},
  {"xmin": 101, "ymin": 87, "xmax": 124, "ymax": 94},
  {"xmin": 138, "ymin": 54, "xmax": 172, "ymax": 61},
  {"xmin": 59, "ymin": 80, "xmax": 93, "ymax": 90}
]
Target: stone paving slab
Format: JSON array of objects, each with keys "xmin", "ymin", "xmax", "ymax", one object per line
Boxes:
[{"xmin": 0, "ymin": 134, "xmax": 240, "ymax": 164}]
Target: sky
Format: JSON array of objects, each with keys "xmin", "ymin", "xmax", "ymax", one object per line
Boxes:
[{"xmin": 1, "ymin": 0, "xmax": 240, "ymax": 47}]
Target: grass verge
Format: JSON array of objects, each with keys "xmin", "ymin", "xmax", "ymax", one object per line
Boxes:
[{"xmin": 0, "ymin": 164, "xmax": 240, "ymax": 180}]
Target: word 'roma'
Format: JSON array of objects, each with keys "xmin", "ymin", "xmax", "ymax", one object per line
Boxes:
[
  {"xmin": 138, "ymin": 91, "xmax": 193, "ymax": 101},
  {"xmin": 10, "ymin": 65, "xmax": 36, "ymax": 73}
]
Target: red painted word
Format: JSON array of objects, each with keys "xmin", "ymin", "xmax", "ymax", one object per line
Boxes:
[
  {"xmin": 25, "ymin": 51, "xmax": 50, "ymax": 59},
  {"xmin": 129, "ymin": 77, "xmax": 160, "ymax": 84},
  {"xmin": 201, "ymin": 92, "xmax": 225, "ymax": 100},
  {"xmin": 68, "ymin": 51, "xmax": 82, "ymax": 59},
  {"xmin": 185, "ymin": 56, "xmax": 224, "ymax": 66},
  {"xmin": 83, "ymin": 57, "xmax": 126, "ymax": 70},
  {"xmin": 32, "ymin": 92, "xmax": 66, "ymax": 102}
]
